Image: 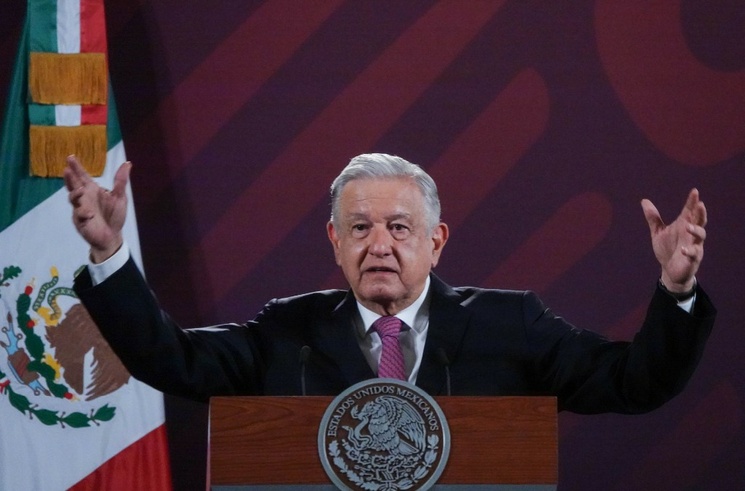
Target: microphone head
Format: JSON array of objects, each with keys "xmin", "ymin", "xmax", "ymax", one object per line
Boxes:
[
  {"xmin": 436, "ymin": 348, "xmax": 452, "ymax": 396},
  {"xmin": 436, "ymin": 347, "xmax": 450, "ymax": 366},
  {"xmin": 299, "ymin": 345, "xmax": 312, "ymax": 363}
]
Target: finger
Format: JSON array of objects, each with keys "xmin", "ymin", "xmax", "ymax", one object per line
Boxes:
[
  {"xmin": 66, "ymin": 154, "xmax": 91, "ymax": 182},
  {"xmin": 68, "ymin": 186, "xmax": 86, "ymax": 205},
  {"xmin": 72, "ymin": 207, "xmax": 94, "ymax": 225},
  {"xmin": 641, "ymin": 198, "xmax": 664, "ymax": 234},
  {"xmin": 110, "ymin": 161, "xmax": 132, "ymax": 199},
  {"xmin": 683, "ymin": 188, "xmax": 700, "ymax": 212},
  {"xmin": 681, "ymin": 243, "xmax": 703, "ymax": 261},
  {"xmin": 64, "ymin": 155, "xmax": 82, "ymax": 191},
  {"xmin": 63, "ymin": 166, "xmax": 75, "ymax": 191},
  {"xmin": 692, "ymin": 199, "xmax": 707, "ymax": 227},
  {"xmin": 687, "ymin": 223, "xmax": 707, "ymax": 243},
  {"xmin": 64, "ymin": 154, "xmax": 93, "ymax": 190},
  {"xmin": 75, "ymin": 209, "xmax": 94, "ymax": 222}
]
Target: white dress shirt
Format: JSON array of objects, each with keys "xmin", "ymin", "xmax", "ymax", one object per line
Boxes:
[{"xmin": 354, "ymin": 276, "xmax": 431, "ymax": 384}]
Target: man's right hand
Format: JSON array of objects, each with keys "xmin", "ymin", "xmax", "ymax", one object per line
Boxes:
[{"xmin": 63, "ymin": 155, "xmax": 131, "ymax": 263}]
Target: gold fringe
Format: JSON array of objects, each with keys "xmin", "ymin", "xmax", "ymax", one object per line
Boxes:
[
  {"xmin": 29, "ymin": 52, "xmax": 107, "ymax": 105},
  {"xmin": 29, "ymin": 125, "xmax": 107, "ymax": 177}
]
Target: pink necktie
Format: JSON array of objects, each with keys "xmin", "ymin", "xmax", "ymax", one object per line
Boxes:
[{"xmin": 372, "ymin": 316, "xmax": 406, "ymax": 380}]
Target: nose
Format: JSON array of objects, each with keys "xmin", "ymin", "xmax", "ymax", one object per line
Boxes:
[{"xmin": 368, "ymin": 225, "xmax": 393, "ymax": 257}]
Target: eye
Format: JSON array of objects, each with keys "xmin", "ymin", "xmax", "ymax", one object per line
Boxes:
[
  {"xmin": 351, "ymin": 223, "xmax": 370, "ymax": 237},
  {"xmin": 389, "ymin": 223, "xmax": 411, "ymax": 238}
]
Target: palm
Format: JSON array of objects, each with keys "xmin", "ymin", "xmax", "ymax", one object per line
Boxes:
[
  {"xmin": 83, "ymin": 183, "xmax": 127, "ymax": 246},
  {"xmin": 64, "ymin": 155, "xmax": 131, "ymax": 260}
]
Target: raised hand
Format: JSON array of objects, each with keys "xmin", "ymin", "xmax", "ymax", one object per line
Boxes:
[
  {"xmin": 63, "ymin": 155, "xmax": 132, "ymax": 263},
  {"xmin": 641, "ymin": 189, "xmax": 707, "ymax": 293}
]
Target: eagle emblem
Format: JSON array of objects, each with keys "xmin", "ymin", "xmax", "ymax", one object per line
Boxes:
[
  {"xmin": 0, "ymin": 264, "xmax": 126, "ymax": 427},
  {"xmin": 319, "ymin": 379, "xmax": 450, "ymax": 490},
  {"xmin": 346, "ymin": 395, "xmax": 426, "ymax": 457}
]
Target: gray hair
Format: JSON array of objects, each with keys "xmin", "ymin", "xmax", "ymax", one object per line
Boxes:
[{"xmin": 330, "ymin": 153, "xmax": 441, "ymax": 233}]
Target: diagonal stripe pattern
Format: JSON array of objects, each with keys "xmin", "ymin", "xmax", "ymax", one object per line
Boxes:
[{"xmin": 372, "ymin": 316, "xmax": 406, "ymax": 381}]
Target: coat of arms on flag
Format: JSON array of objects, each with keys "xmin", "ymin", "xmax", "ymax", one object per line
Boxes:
[{"xmin": 0, "ymin": 262, "xmax": 128, "ymax": 426}]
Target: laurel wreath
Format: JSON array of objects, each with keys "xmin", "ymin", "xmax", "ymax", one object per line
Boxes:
[
  {"xmin": 0, "ymin": 374, "xmax": 115, "ymax": 427},
  {"xmin": 329, "ymin": 441, "xmax": 373, "ymax": 489},
  {"xmin": 328, "ymin": 434, "xmax": 440, "ymax": 490},
  {"xmin": 0, "ymin": 265, "xmax": 117, "ymax": 427}
]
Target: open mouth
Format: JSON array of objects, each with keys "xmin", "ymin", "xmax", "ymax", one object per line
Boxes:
[{"xmin": 366, "ymin": 267, "xmax": 396, "ymax": 273}]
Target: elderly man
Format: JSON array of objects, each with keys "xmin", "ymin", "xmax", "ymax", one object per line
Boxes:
[{"xmin": 64, "ymin": 153, "xmax": 714, "ymax": 413}]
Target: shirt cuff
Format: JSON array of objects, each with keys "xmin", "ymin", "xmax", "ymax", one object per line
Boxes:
[
  {"xmin": 658, "ymin": 277, "xmax": 696, "ymax": 314},
  {"xmin": 88, "ymin": 242, "xmax": 130, "ymax": 286},
  {"xmin": 677, "ymin": 295, "xmax": 695, "ymax": 314}
]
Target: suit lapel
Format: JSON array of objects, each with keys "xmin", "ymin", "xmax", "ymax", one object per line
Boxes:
[
  {"xmin": 315, "ymin": 290, "xmax": 376, "ymax": 387},
  {"xmin": 416, "ymin": 275, "xmax": 471, "ymax": 395},
  {"xmin": 311, "ymin": 277, "xmax": 470, "ymax": 394}
]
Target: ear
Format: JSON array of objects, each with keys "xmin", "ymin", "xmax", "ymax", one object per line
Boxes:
[
  {"xmin": 327, "ymin": 221, "xmax": 342, "ymax": 265},
  {"xmin": 430, "ymin": 222, "xmax": 449, "ymax": 267}
]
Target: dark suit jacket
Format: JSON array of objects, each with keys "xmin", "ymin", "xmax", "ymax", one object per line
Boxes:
[{"xmin": 74, "ymin": 257, "xmax": 715, "ymax": 414}]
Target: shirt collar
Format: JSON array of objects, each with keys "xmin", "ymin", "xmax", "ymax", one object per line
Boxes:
[{"xmin": 357, "ymin": 275, "xmax": 431, "ymax": 335}]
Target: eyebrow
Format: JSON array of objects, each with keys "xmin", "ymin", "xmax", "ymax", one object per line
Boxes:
[
  {"xmin": 345, "ymin": 212, "xmax": 412, "ymax": 222},
  {"xmin": 387, "ymin": 212, "xmax": 412, "ymax": 222}
]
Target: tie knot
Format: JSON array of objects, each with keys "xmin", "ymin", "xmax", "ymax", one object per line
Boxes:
[{"xmin": 373, "ymin": 316, "xmax": 402, "ymax": 338}]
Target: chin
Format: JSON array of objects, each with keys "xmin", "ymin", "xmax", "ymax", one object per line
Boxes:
[{"xmin": 359, "ymin": 287, "xmax": 401, "ymax": 305}]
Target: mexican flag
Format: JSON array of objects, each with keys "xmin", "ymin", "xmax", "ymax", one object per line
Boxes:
[{"xmin": 0, "ymin": 1, "xmax": 171, "ymax": 489}]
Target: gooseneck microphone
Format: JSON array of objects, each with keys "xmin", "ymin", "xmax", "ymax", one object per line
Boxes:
[
  {"xmin": 299, "ymin": 345, "xmax": 312, "ymax": 396},
  {"xmin": 436, "ymin": 348, "xmax": 452, "ymax": 396}
]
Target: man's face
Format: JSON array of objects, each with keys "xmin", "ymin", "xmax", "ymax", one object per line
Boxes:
[{"xmin": 327, "ymin": 177, "xmax": 448, "ymax": 315}]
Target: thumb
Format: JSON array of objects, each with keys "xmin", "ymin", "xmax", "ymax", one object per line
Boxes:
[
  {"xmin": 641, "ymin": 198, "xmax": 664, "ymax": 235},
  {"xmin": 111, "ymin": 161, "xmax": 132, "ymax": 198}
]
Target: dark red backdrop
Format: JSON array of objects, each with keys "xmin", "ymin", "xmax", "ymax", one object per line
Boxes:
[{"xmin": 3, "ymin": 1, "xmax": 744, "ymax": 489}]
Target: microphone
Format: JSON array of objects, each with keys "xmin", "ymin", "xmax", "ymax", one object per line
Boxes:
[
  {"xmin": 299, "ymin": 345, "xmax": 312, "ymax": 396},
  {"xmin": 436, "ymin": 348, "xmax": 452, "ymax": 396}
]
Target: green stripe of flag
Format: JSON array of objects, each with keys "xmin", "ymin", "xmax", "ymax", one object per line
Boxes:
[
  {"xmin": 0, "ymin": 15, "xmax": 124, "ymax": 233},
  {"xmin": 27, "ymin": 0, "xmax": 57, "ymax": 127},
  {"xmin": 0, "ymin": 21, "xmax": 61, "ymax": 231},
  {"xmin": 105, "ymin": 84, "xmax": 123, "ymax": 151},
  {"xmin": 28, "ymin": 0, "xmax": 58, "ymax": 53}
]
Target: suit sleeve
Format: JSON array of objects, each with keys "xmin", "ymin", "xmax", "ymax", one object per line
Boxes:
[
  {"xmin": 526, "ymin": 284, "xmax": 716, "ymax": 414},
  {"xmin": 74, "ymin": 256, "xmax": 265, "ymax": 402}
]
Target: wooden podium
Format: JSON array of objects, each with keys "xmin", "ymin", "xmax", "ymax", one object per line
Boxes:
[{"xmin": 209, "ymin": 396, "xmax": 557, "ymax": 489}]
